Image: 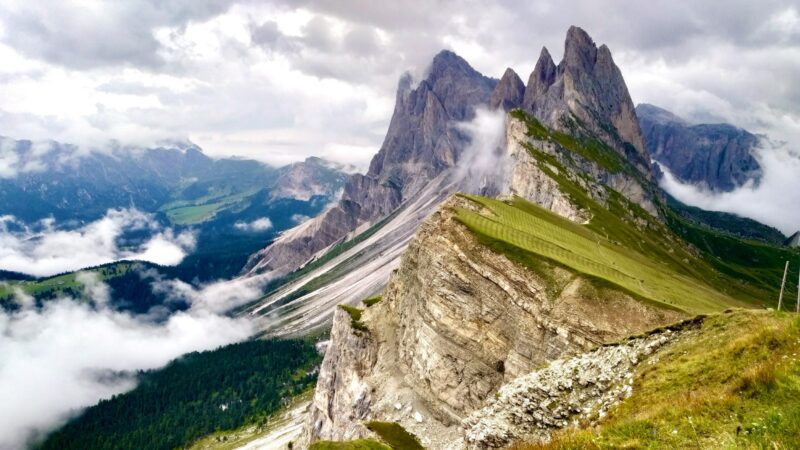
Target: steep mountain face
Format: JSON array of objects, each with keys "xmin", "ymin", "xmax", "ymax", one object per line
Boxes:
[
  {"xmin": 300, "ymin": 97, "xmax": 745, "ymax": 447},
  {"xmin": 301, "ymin": 102, "xmax": 786, "ymax": 445},
  {"xmin": 296, "ymin": 27, "xmax": 797, "ymax": 449},
  {"xmin": 786, "ymin": 231, "xmax": 800, "ymax": 247},
  {"xmin": 244, "ymin": 51, "xmax": 497, "ymax": 276},
  {"xmin": 637, "ymin": 103, "xmax": 762, "ymax": 191},
  {"xmin": 270, "ymin": 157, "xmax": 349, "ymax": 201},
  {"xmin": 521, "ymin": 27, "xmax": 651, "ymax": 177}
]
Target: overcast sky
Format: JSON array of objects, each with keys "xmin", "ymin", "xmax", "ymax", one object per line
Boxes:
[{"xmin": 0, "ymin": 0, "xmax": 799, "ymax": 168}]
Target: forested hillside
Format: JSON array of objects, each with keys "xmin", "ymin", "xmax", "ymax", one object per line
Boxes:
[{"xmin": 37, "ymin": 339, "xmax": 321, "ymax": 450}]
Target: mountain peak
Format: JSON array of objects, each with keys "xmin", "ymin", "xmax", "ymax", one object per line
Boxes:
[
  {"xmin": 427, "ymin": 49, "xmax": 487, "ymax": 85},
  {"xmin": 522, "ymin": 47, "xmax": 557, "ymax": 110},
  {"xmin": 521, "ymin": 27, "xmax": 650, "ymax": 175},
  {"xmin": 490, "ymin": 68, "xmax": 525, "ymax": 111},
  {"xmin": 563, "ymin": 26, "xmax": 597, "ymax": 68}
]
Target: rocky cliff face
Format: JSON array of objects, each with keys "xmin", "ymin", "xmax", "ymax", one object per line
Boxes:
[
  {"xmin": 637, "ymin": 103, "xmax": 762, "ymax": 191},
  {"xmin": 244, "ymin": 51, "xmax": 496, "ymax": 275},
  {"xmin": 302, "ymin": 196, "xmax": 683, "ymax": 448},
  {"xmin": 786, "ymin": 231, "xmax": 800, "ymax": 248},
  {"xmin": 463, "ymin": 322, "xmax": 697, "ymax": 448},
  {"xmin": 246, "ymin": 27, "xmax": 657, "ymax": 277},
  {"xmin": 521, "ymin": 27, "xmax": 651, "ymax": 177},
  {"xmin": 504, "ymin": 110, "xmax": 658, "ymax": 220}
]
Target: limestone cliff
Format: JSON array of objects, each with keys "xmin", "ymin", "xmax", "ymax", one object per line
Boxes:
[
  {"xmin": 503, "ymin": 110, "xmax": 658, "ymax": 220},
  {"xmin": 302, "ymin": 196, "xmax": 683, "ymax": 449},
  {"xmin": 489, "ymin": 68, "xmax": 525, "ymax": 111}
]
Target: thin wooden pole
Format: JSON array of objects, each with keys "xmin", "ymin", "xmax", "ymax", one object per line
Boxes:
[
  {"xmin": 778, "ymin": 260, "xmax": 789, "ymax": 311},
  {"xmin": 796, "ymin": 265, "xmax": 800, "ymax": 314}
]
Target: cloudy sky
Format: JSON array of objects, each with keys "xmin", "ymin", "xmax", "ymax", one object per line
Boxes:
[{"xmin": 0, "ymin": 0, "xmax": 799, "ymax": 169}]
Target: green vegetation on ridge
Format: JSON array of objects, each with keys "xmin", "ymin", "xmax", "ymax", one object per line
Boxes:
[
  {"xmin": 456, "ymin": 195, "xmax": 736, "ymax": 314},
  {"xmin": 309, "ymin": 422, "xmax": 423, "ymax": 450},
  {"xmin": 310, "ymin": 439, "xmax": 391, "ymax": 450},
  {"xmin": 498, "ymin": 109, "xmax": 797, "ymax": 309},
  {"xmin": 365, "ymin": 422, "xmax": 425, "ymax": 450}
]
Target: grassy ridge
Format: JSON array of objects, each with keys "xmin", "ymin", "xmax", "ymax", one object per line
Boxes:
[
  {"xmin": 309, "ymin": 422, "xmax": 423, "ymax": 450},
  {"xmin": 365, "ymin": 422, "xmax": 425, "ymax": 450},
  {"xmin": 505, "ymin": 110, "xmax": 798, "ymax": 307},
  {"xmin": 310, "ymin": 440, "xmax": 391, "ymax": 450},
  {"xmin": 456, "ymin": 195, "xmax": 738, "ymax": 314},
  {"xmin": 514, "ymin": 310, "xmax": 800, "ymax": 449}
]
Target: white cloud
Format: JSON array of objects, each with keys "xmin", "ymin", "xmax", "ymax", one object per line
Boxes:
[
  {"xmin": 454, "ymin": 107, "xmax": 509, "ymax": 195},
  {"xmin": 0, "ymin": 209, "xmax": 196, "ymax": 277},
  {"xmin": 658, "ymin": 141, "xmax": 800, "ymax": 235},
  {"xmin": 0, "ymin": 272, "xmax": 259, "ymax": 450},
  {"xmin": 291, "ymin": 213, "xmax": 311, "ymax": 224},
  {"xmin": 234, "ymin": 217, "xmax": 273, "ymax": 232},
  {"xmin": 1, "ymin": 0, "xmax": 798, "ymax": 172}
]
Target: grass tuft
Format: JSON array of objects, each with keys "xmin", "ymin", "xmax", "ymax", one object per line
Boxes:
[
  {"xmin": 339, "ymin": 305, "xmax": 368, "ymax": 332},
  {"xmin": 309, "ymin": 439, "xmax": 391, "ymax": 450},
  {"xmin": 362, "ymin": 296, "xmax": 382, "ymax": 307},
  {"xmin": 365, "ymin": 421, "xmax": 425, "ymax": 450}
]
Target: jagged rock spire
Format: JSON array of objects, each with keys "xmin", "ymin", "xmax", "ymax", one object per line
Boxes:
[
  {"xmin": 522, "ymin": 47, "xmax": 557, "ymax": 112},
  {"xmin": 368, "ymin": 49, "xmax": 496, "ymax": 189},
  {"xmin": 521, "ymin": 26, "xmax": 651, "ymax": 176},
  {"xmin": 490, "ymin": 68, "xmax": 525, "ymax": 111}
]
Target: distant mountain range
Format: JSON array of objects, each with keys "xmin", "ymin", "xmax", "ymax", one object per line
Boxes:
[
  {"xmin": 0, "ymin": 139, "xmax": 350, "ymax": 283},
  {"xmin": 636, "ymin": 103, "xmax": 762, "ymax": 191},
  {"xmin": 0, "ymin": 137, "xmax": 348, "ymax": 224}
]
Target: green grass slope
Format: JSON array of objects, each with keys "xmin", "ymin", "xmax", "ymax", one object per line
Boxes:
[
  {"xmin": 0, "ymin": 261, "xmax": 146, "ymax": 305},
  {"xmin": 495, "ymin": 110, "xmax": 798, "ymax": 310},
  {"xmin": 310, "ymin": 440, "xmax": 391, "ymax": 450},
  {"xmin": 457, "ymin": 195, "xmax": 739, "ymax": 314},
  {"xmin": 515, "ymin": 310, "xmax": 800, "ymax": 449},
  {"xmin": 309, "ymin": 422, "xmax": 423, "ymax": 450}
]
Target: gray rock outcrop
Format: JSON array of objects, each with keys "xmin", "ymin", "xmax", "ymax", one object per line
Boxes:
[
  {"xmin": 463, "ymin": 326, "xmax": 694, "ymax": 448},
  {"xmin": 302, "ymin": 195, "xmax": 684, "ymax": 449},
  {"xmin": 786, "ymin": 231, "xmax": 800, "ymax": 248}
]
